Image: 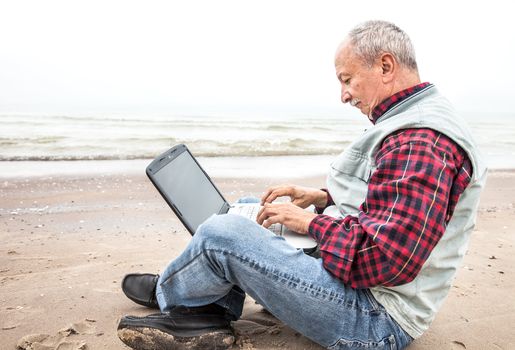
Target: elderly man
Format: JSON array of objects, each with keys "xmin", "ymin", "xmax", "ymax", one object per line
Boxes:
[{"xmin": 118, "ymin": 20, "xmax": 487, "ymax": 350}]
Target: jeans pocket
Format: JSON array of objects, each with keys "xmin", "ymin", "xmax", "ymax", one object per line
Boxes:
[
  {"xmin": 363, "ymin": 289, "xmax": 382, "ymax": 312},
  {"xmin": 328, "ymin": 334, "xmax": 396, "ymax": 350}
]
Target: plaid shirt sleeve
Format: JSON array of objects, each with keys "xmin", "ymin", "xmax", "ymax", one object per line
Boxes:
[
  {"xmin": 314, "ymin": 189, "xmax": 334, "ymax": 214},
  {"xmin": 308, "ymin": 129, "xmax": 472, "ymax": 288}
]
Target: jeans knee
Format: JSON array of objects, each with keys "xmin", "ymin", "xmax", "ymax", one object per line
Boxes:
[
  {"xmin": 195, "ymin": 214, "xmax": 255, "ymax": 249},
  {"xmin": 195, "ymin": 214, "xmax": 248, "ymax": 245},
  {"xmin": 195, "ymin": 214, "xmax": 227, "ymax": 240}
]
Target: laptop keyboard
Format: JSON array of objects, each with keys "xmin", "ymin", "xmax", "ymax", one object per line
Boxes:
[{"xmin": 231, "ymin": 205, "xmax": 282, "ymax": 236}]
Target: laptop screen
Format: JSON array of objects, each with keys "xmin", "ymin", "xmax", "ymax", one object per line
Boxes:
[{"xmin": 152, "ymin": 150, "xmax": 226, "ymax": 233}]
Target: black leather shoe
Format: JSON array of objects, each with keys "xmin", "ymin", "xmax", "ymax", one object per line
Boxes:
[
  {"xmin": 117, "ymin": 305, "xmax": 234, "ymax": 350},
  {"xmin": 122, "ymin": 273, "xmax": 160, "ymax": 309}
]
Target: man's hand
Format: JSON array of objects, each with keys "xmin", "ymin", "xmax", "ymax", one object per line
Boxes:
[
  {"xmin": 260, "ymin": 184, "xmax": 328, "ymax": 208},
  {"xmin": 256, "ymin": 202, "xmax": 317, "ymax": 234}
]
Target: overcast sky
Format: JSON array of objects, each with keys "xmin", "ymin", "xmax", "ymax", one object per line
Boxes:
[{"xmin": 1, "ymin": 0, "xmax": 513, "ymax": 116}]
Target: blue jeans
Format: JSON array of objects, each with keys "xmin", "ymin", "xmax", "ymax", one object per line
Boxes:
[{"xmin": 155, "ymin": 198, "xmax": 413, "ymax": 349}]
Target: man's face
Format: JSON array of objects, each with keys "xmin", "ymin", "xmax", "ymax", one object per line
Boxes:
[{"xmin": 334, "ymin": 42, "xmax": 389, "ymax": 118}]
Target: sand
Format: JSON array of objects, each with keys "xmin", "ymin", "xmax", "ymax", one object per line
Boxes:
[{"xmin": 1, "ymin": 167, "xmax": 514, "ymax": 349}]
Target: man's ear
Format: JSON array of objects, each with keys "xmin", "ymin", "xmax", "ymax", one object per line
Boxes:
[{"xmin": 380, "ymin": 53, "xmax": 395, "ymax": 83}]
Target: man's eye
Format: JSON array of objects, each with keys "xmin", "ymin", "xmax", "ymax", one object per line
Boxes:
[{"xmin": 344, "ymin": 78, "xmax": 351, "ymax": 85}]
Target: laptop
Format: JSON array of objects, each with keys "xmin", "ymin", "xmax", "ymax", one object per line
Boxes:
[{"xmin": 146, "ymin": 144, "xmax": 318, "ymax": 251}]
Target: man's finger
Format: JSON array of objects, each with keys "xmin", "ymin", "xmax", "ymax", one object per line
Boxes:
[
  {"xmin": 257, "ymin": 203, "xmax": 284, "ymax": 225},
  {"xmin": 260, "ymin": 187, "xmax": 283, "ymax": 205},
  {"xmin": 256, "ymin": 203, "xmax": 275, "ymax": 224},
  {"xmin": 263, "ymin": 191, "xmax": 280, "ymax": 204},
  {"xmin": 261, "ymin": 187, "xmax": 292, "ymax": 205},
  {"xmin": 256, "ymin": 204, "xmax": 267, "ymax": 224},
  {"xmin": 260, "ymin": 188, "xmax": 274, "ymax": 205},
  {"xmin": 262, "ymin": 214, "xmax": 282, "ymax": 229}
]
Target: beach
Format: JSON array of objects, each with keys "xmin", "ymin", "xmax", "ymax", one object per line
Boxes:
[{"xmin": 1, "ymin": 160, "xmax": 514, "ymax": 350}]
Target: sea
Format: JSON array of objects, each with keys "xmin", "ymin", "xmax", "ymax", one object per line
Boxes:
[
  {"xmin": 0, "ymin": 112, "xmax": 368, "ymax": 160},
  {"xmin": 0, "ymin": 111, "xmax": 514, "ymax": 175}
]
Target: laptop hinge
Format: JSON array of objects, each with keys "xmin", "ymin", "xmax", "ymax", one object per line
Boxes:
[{"xmin": 218, "ymin": 202, "xmax": 231, "ymax": 214}]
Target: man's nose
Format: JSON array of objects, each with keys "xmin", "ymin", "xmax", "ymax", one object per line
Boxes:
[{"xmin": 341, "ymin": 86, "xmax": 351, "ymax": 104}]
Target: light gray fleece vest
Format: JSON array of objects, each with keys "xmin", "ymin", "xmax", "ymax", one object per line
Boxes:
[{"xmin": 324, "ymin": 85, "xmax": 487, "ymax": 338}]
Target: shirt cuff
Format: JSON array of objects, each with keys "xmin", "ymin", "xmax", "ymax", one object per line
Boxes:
[
  {"xmin": 307, "ymin": 214, "xmax": 336, "ymax": 242},
  {"xmin": 314, "ymin": 189, "xmax": 334, "ymax": 214}
]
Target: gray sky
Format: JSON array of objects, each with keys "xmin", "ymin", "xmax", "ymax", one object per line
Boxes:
[{"xmin": 1, "ymin": 0, "xmax": 513, "ymax": 116}]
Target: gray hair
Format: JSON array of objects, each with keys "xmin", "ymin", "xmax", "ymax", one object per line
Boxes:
[{"xmin": 347, "ymin": 20, "xmax": 418, "ymax": 71}]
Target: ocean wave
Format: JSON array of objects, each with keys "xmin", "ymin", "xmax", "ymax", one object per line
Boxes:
[
  {"xmin": 0, "ymin": 112, "xmax": 359, "ymax": 160},
  {"xmin": 0, "ymin": 150, "xmax": 342, "ymax": 161},
  {"xmin": 0, "ymin": 138, "xmax": 351, "ymax": 161},
  {"xmin": 0, "ymin": 113, "xmax": 348, "ymax": 124}
]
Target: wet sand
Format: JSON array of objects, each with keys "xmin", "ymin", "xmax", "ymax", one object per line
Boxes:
[{"xmin": 1, "ymin": 168, "xmax": 514, "ymax": 349}]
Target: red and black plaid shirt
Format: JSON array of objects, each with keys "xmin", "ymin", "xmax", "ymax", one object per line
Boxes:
[{"xmin": 308, "ymin": 83, "xmax": 473, "ymax": 288}]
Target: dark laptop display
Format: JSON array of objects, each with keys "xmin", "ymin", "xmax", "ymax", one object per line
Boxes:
[{"xmin": 146, "ymin": 144, "xmax": 230, "ymax": 234}]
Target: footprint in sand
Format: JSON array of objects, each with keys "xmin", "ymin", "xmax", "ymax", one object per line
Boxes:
[
  {"xmin": 16, "ymin": 319, "xmax": 96, "ymax": 350},
  {"xmin": 451, "ymin": 340, "xmax": 467, "ymax": 349}
]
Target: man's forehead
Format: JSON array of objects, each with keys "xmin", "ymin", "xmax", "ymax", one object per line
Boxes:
[
  {"xmin": 335, "ymin": 40, "xmax": 358, "ymax": 60},
  {"xmin": 334, "ymin": 41, "xmax": 358, "ymax": 73},
  {"xmin": 334, "ymin": 39, "xmax": 352, "ymax": 60}
]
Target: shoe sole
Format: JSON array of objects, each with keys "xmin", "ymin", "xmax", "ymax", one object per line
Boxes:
[{"xmin": 117, "ymin": 326, "xmax": 235, "ymax": 350}]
